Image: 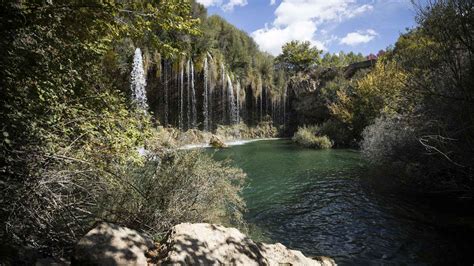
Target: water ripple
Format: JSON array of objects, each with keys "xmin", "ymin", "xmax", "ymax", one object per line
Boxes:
[{"xmin": 211, "ymin": 140, "xmax": 473, "ymax": 265}]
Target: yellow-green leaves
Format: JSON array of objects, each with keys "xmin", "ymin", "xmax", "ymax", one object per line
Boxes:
[{"xmin": 276, "ymin": 41, "xmax": 322, "ymax": 74}]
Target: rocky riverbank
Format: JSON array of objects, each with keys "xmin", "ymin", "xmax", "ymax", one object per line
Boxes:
[
  {"xmin": 72, "ymin": 222, "xmax": 336, "ymax": 265},
  {"xmin": 151, "ymin": 120, "xmax": 280, "ymax": 149}
]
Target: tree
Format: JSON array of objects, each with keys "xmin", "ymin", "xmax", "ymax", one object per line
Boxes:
[
  {"xmin": 0, "ymin": 0, "xmax": 200, "ymax": 258},
  {"xmin": 329, "ymin": 59, "xmax": 408, "ymax": 139},
  {"xmin": 275, "ymin": 41, "xmax": 322, "ymax": 73},
  {"xmin": 360, "ymin": 0, "xmax": 474, "ymax": 191}
]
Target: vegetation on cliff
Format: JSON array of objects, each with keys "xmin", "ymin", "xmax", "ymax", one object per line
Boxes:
[
  {"xmin": 1, "ymin": 0, "xmax": 472, "ymax": 263},
  {"xmin": 0, "ymin": 1, "xmax": 245, "ymax": 261},
  {"xmin": 284, "ymin": 0, "xmax": 473, "ymax": 192}
]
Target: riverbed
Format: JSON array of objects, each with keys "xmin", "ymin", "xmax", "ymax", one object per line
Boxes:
[{"xmin": 210, "ymin": 139, "xmax": 473, "ymax": 265}]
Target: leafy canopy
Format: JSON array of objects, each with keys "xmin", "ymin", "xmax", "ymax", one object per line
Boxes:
[{"xmin": 276, "ymin": 41, "xmax": 322, "ymax": 73}]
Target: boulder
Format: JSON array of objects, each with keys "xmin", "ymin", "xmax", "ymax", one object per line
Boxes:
[
  {"xmin": 72, "ymin": 222, "xmax": 153, "ymax": 266},
  {"xmin": 158, "ymin": 223, "xmax": 336, "ymax": 266},
  {"xmin": 209, "ymin": 135, "xmax": 227, "ymax": 148}
]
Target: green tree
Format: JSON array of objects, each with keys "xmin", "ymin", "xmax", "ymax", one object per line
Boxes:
[
  {"xmin": 329, "ymin": 59, "xmax": 407, "ymax": 139},
  {"xmin": 276, "ymin": 40, "xmax": 322, "ymax": 73},
  {"xmin": 0, "ymin": 0, "xmax": 200, "ymax": 258},
  {"xmin": 360, "ymin": 0, "xmax": 474, "ymax": 191}
]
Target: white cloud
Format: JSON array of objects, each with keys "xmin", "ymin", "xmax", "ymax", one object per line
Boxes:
[
  {"xmin": 252, "ymin": 21, "xmax": 326, "ymax": 55},
  {"xmin": 270, "ymin": 0, "xmax": 276, "ymax": 5},
  {"xmin": 339, "ymin": 29, "xmax": 378, "ymax": 46},
  {"xmin": 196, "ymin": 0, "xmax": 247, "ymax": 11},
  {"xmin": 274, "ymin": 0, "xmax": 372, "ymax": 26},
  {"xmin": 196, "ymin": 0, "xmax": 221, "ymax": 7},
  {"xmin": 252, "ymin": 0, "xmax": 373, "ymax": 55},
  {"xmin": 222, "ymin": 0, "xmax": 248, "ymax": 11}
]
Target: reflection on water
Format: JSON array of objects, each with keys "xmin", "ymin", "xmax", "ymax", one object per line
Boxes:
[{"xmin": 210, "ymin": 139, "xmax": 473, "ymax": 265}]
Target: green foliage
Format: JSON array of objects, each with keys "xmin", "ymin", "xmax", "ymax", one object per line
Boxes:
[
  {"xmin": 328, "ymin": 59, "xmax": 407, "ymax": 140},
  {"xmin": 216, "ymin": 119, "xmax": 280, "ymax": 139},
  {"xmin": 106, "ymin": 150, "xmax": 247, "ymax": 236},
  {"xmin": 361, "ymin": 116, "xmax": 417, "ymax": 166},
  {"xmin": 292, "ymin": 126, "xmax": 333, "ymax": 149},
  {"xmin": 193, "ymin": 14, "xmax": 285, "ymax": 99},
  {"xmin": 276, "ymin": 41, "xmax": 322, "ymax": 73},
  {"xmin": 319, "ymin": 120, "xmax": 355, "ymax": 148},
  {"xmin": 0, "ymin": 0, "xmax": 206, "ymax": 259},
  {"xmin": 320, "ymin": 51, "xmax": 366, "ymax": 67},
  {"xmin": 360, "ymin": 0, "xmax": 474, "ymax": 191}
]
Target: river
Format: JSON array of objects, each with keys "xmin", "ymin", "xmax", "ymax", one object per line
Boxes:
[{"xmin": 210, "ymin": 139, "xmax": 473, "ymax": 265}]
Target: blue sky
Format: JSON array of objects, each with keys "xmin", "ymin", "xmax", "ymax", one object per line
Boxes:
[{"xmin": 197, "ymin": 0, "xmax": 418, "ymax": 56}]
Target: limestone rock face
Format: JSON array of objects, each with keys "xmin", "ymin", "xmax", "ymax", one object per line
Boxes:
[
  {"xmin": 158, "ymin": 223, "xmax": 336, "ymax": 266},
  {"xmin": 209, "ymin": 135, "xmax": 227, "ymax": 148},
  {"xmin": 73, "ymin": 222, "xmax": 153, "ymax": 266}
]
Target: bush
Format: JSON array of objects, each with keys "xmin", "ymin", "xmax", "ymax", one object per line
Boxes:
[
  {"xmin": 361, "ymin": 115, "xmax": 473, "ymax": 192},
  {"xmin": 292, "ymin": 126, "xmax": 333, "ymax": 149},
  {"xmin": 216, "ymin": 120, "xmax": 279, "ymax": 140},
  {"xmin": 319, "ymin": 120, "xmax": 356, "ymax": 147},
  {"xmin": 1, "ymin": 146, "xmax": 246, "ymax": 260},
  {"xmin": 108, "ymin": 150, "xmax": 246, "ymax": 236},
  {"xmin": 360, "ymin": 116, "xmax": 417, "ymax": 165}
]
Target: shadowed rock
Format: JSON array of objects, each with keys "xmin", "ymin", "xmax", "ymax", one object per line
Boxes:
[
  {"xmin": 158, "ymin": 223, "xmax": 336, "ymax": 266},
  {"xmin": 72, "ymin": 223, "xmax": 153, "ymax": 266},
  {"xmin": 73, "ymin": 222, "xmax": 335, "ymax": 265}
]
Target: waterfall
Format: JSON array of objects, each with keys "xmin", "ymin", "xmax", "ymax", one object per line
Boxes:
[
  {"xmin": 208, "ymin": 53, "xmax": 213, "ymax": 131},
  {"xmin": 203, "ymin": 56, "xmax": 209, "ymax": 131},
  {"xmin": 191, "ymin": 60, "xmax": 197, "ymax": 128},
  {"xmin": 265, "ymin": 88, "xmax": 269, "ymax": 116},
  {"xmin": 271, "ymin": 100, "xmax": 275, "ymax": 122},
  {"xmin": 179, "ymin": 61, "xmax": 184, "ymax": 130},
  {"xmin": 164, "ymin": 61, "xmax": 169, "ymax": 125},
  {"xmin": 221, "ymin": 63, "xmax": 226, "ymax": 124},
  {"xmin": 283, "ymin": 86, "xmax": 287, "ymax": 126},
  {"xmin": 227, "ymin": 74, "xmax": 237, "ymax": 124},
  {"xmin": 186, "ymin": 59, "xmax": 191, "ymax": 130},
  {"xmin": 130, "ymin": 48, "xmax": 148, "ymax": 110},
  {"xmin": 236, "ymin": 81, "xmax": 241, "ymax": 124},
  {"xmin": 260, "ymin": 85, "xmax": 263, "ymax": 122}
]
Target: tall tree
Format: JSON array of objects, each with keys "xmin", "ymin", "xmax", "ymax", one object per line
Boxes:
[{"xmin": 275, "ymin": 41, "xmax": 322, "ymax": 73}]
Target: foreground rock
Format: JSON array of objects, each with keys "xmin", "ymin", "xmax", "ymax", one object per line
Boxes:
[
  {"xmin": 158, "ymin": 223, "xmax": 336, "ymax": 265},
  {"xmin": 209, "ymin": 135, "xmax": 227, "ymax": 148},
  {"xmin": 73, "ymin": 222, "xmax": 154, "ymax": 265},
  {"xmin": 73, "ymin": 222, "xmax": 335, "ymax": 265}
]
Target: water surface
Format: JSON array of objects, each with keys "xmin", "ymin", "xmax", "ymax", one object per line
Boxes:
[{"xmin": 210, "ymin": 139, "xmax": 473, "ymax": 265}]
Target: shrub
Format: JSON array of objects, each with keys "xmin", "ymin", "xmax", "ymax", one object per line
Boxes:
[
  {"xmin": 292, "ymin": 126, "xmax": 333, "ymax": 149},
  {"xmin": 106, "ymin": 150, "xmax": 246, "ymax": 236},
  {"xmin": 360, "ymin": 116, "xmax": 417, "ymax": 165},
  {"xmin": 319, "ymin": 120, "xmax": 356, "ymax": 147},
  {"xmin": 216, "ymin": 120, "xmax": 279, "ymax": 140},
  {"xmin": 1, "ymin": 147, "xmax": 246, "ymax": 260}
]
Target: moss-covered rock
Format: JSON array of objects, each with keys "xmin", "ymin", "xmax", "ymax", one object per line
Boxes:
[{"xmin": 209, "ymin": 135, "xmax": 227, "ymax": 148}]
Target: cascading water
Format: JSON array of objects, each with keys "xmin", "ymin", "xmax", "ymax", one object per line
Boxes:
[
  {"xmin": 221, "ymin": 63, "xmax": 227, "ymax": 124},
  {"xmin": 179, "ymin": 61, "xmax": 184, "ymax": 130},
  {"xmin": 186, "ymin": 59, "xmax": 191, "ymax": 130},
  {"xmin": 143, "ymin": 52, "xmax": 288, "ymax": 131},
  {"xmin": 203, "ymin": 56, "xmax": 209, "ymax": 131},
  {"xmin": 236, "ymin": 81, "xmax": 241, "ymax": 124},
  {"xmin": 271, "ymin": 100, "xmax": 275, "ymax": 122},
  {"xmin": 208, "ymin": 53, "xmax": 214, "ymax": 131},
  {"xmin": 130, "ymin": 48, "xmax": 148, "ymax": 110},
  {"xmin": 227, "ymin": 74, "xmax": 237, "ymax": 124},
  {"xmin": 283, "ymin": 86, "xmax": 287, "ymax": 126},
  {"xmin": 191, "ymin": 60, "xmax": 197, "ymax": 128},
  {"xmin": 259, "ymin": 84, "xmax": 263, "ymax": 122},
  {"xmin": 163, "ymin": 61, "xmax": 169, "ymax": 125}
]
